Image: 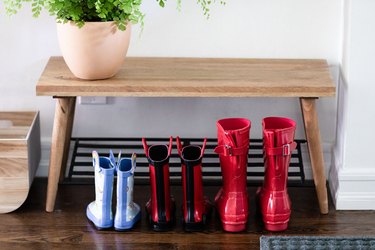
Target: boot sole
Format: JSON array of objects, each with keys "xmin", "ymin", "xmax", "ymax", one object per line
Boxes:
[
  {"xmin": 222, "ymin": 222, "xmax": 247, "ymax": 232},
  {"xmin": 264, "ymin": 221, "xmax": 288, "ymax": 231},
  {"xmin": 215, "ymin": 206, "xmax": 247, "ymax": 232},
  {"xmin": 86, "ymin": 207, "xmax": 113, "ymax": 230},
  {"xmin": 183, "ymin": 213, "xmax": 209, "ymax": 232},
  {"xmin": 183, "ymin": 221, "xmax": 205, "ymax": 232},
  {"xmin": 215, "ymin": 212, "xmax": 247, "ymax": 232},
  {"xmin": 149, "ymin": 219, "xmax": 175, "ymax": 232},
  {"xmin": 114, "ymin": 212, "xmax": 142, "ymax": 231},
  {"xmin": 182, "ymin": 203, "xmax": 212, "ymax": 232},
  {"xmin": 146, "ymin": 203, "xmax": 176, "ymax": 232},
  {"xmin": 87, "ymin": 219, "xmax": 113, "ymax": 231}
]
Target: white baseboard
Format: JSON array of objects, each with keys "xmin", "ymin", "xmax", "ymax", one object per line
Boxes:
[{"xmin": 329, "ymin": 165, "xmax": 375, "ymax": 210}]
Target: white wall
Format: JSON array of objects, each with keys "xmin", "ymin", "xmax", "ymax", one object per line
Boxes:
[
  {"xmin": 330, "ymin": 0, "xmax": 375, "ymax": 209},
  {"xmin": 0, "ymin": 0, "xmax": 342, "ymax": 177}
]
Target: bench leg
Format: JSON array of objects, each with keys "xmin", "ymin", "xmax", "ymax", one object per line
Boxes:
[
  {"xmin": 300, "ymin": 97, "xmax": 329, "ymax": 214},
  {"xmin": 46, "ymin": 97, "xmax": 76, "ymax": 212},
  {"xmin": 59, "ymin": 98, "xmax": 76, "ymax": 183}
]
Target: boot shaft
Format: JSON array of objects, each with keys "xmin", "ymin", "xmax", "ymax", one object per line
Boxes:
[
  {"xmin": 214, "ymin": 118, "xmax": 250, "ymax": 232},
  {"xmin": 143, "ymin": 137, "xmax": 173, "ymax": 223},
  {"xmin": 262, "ymin": 117, "xmax": 297, "ymax": 191},
  {"xmin": 176, "ymin": 137, "xmax": 206, "ymax": 223},
  {"xmin": 217, "ymin": 118, "xmax": 250, "ymax": 146},
  {"xmin": 116, "ymin": 154, "xmax": 136, "ymax": 209},
  {"xmin": 87, "ymin": 151, "xmax": 115, "ymax": 229},
  {"xmin": 92, "ymin": 151, "xmax": 115, "ymax": 207},
  {"xmin": 214, "ymin": 118, "xmax": 251, "ymax": 192},
  {"xmin": 114, "ymin": 153, "xmax": 142, "ymax": 231}
]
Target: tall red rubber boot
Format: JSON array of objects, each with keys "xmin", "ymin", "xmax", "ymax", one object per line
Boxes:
[
  {"xmin": 142, "ymin": 137, "xmax": 175, "ymax": 231},
  {"xmin": 214, "ymin": 118, "xmax": 251, "ymax": 232},
  {"xmin": 176, "ymin": 137, "xmax": 212, "ymax": 232},
  {"xmin": 257, "ymin": 117, "xmax": 297, "ymax": 231}
]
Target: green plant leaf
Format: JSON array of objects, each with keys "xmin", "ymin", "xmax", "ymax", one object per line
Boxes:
[{"xmin": 2, "ymin": 0, "xmax": 225, "ymax": 29}]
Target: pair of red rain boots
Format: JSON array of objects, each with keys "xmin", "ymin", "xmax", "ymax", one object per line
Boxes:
[
  {"xmin": 142, "ymin": 137, "xmax": 212, "ymax": 232},
  {"xmin": 214, "ymin": 117, "xmax": 296, "ymax": 232}
]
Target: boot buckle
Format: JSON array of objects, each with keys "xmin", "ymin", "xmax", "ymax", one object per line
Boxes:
[
  {"xmin": 283, "ymin": 144, "xmax": 291, "ymax": 156},
  {"xmin": 225, "ymin": 145, "xmax": 233, "ymax": 156}
]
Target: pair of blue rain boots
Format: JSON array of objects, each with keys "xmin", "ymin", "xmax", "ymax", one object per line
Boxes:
[{"xmin": 86, "ymin": 150, "xmax": 141, "ymax": 231}]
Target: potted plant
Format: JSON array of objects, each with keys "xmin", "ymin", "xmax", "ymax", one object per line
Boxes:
[
  {"xmin": 3, "ymin": 0, "xmax": 225, "ymax": 80},
  {"xmin": 3, "ymin": 0, "xmax": 144, "ymax": 79}
]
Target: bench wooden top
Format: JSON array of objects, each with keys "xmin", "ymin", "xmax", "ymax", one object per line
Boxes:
[{"xmin": 36, "ymin": 57, "xmax": 335, "ymax": 97}]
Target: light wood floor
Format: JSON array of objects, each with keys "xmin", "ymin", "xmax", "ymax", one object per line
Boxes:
[{"xmin": 0, "ymin": 178, "xmax": 374, "ymax": 249}]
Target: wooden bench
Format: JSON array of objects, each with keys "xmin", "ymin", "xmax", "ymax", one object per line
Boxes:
[{"xmin": 36, "ymin": 57, "xmax": 336, "ymax": 214}]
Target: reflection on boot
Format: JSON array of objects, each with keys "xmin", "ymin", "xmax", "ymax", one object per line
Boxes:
[
  {"xmin": 257, "ymin": 117, "xmax": 297, "ymax": 231},
  {"xmin": 176, "ymin": 137, "xmax": 212, "ymax": 232},
  {"xmin": 214, "ymin": 118, "xmax": 251, "ymax": 232},
  {"xmin": 86, "ymin": 151, "xmax": 115, "ymax": 230},
  {"xmin": 143, "ymin": 137, "xmax": 176, "ymax": 231},
  {"xmin": 114, "ymin": 153, "xmax": 141, "ymax": 231}
]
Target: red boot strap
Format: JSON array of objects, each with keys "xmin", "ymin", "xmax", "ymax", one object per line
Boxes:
[
  {"xmin": 142, "ymin": 138, "xmax": 149, "ymax": 157},
  {"xmin": 176, "ymin": 137, "xmax": 207, "ymax": 158},
  {"xmin": 265, "ymin": 141, "xmax": 297, "ymax": 156},
  {"xmin": 168, "ymin": 136, "xmax": 173, "ymax": 156},
  {"xmin": 214, "ymin": 144, "xmax": 249, "ymax": 156},
  {"xmin": 176, "ymin": 136, "xmax": 183, "ymax": 156},
  {"xmin": 200, "ymin": 138, "xmax": 207, "ymax": 158}
]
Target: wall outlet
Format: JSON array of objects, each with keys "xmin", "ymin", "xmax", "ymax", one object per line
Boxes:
[{"xmin": 78, "ymin": 96, "xmax": 107, "ymax": 105}]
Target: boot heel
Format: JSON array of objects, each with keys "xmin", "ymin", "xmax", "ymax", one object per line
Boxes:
[
  {"xmin": 147, "ymin": 203, "xmax": 176, "ymax": 232},
  {"xmin": 149, "ymin": 219, "xmax": 175, "ymax": 232},
  {"xmin": 264, "ymin": 222, "xmax": 288, "ymax": 232},
  {"xmin": 114, "ymin": 212, "xmax": 142, "ymax": 231},
  {"xmin": 183, "ymin": 214, "xmax": 208, "ymax": 232},
  {"xmin": 184, "ymin": 221, "xmax": 205, "ymax": 232},
  {"xmin": 86, "ymin": 206, "xmax": 113, "ymax": 230},
  {"xmin": 222, "ymin": 222, "xmax": 246, "ymax": 232}
]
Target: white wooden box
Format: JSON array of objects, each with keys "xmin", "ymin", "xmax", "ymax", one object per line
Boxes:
[{"xmin": 0, "ymin": 112, "xmax": 41, "ymax": 213}]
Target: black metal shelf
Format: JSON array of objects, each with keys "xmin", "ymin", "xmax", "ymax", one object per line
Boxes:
[{"xmin": 64, "ymin": 137, "xmax": 309, "ymax": 187}]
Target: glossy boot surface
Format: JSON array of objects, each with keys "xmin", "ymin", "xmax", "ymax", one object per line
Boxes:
[
  {"xmin": 257, "ymin": 117, "xmax": 297, "ymax": 231},
  {"xmin": 114, "ymin": 153, "xmax": 141, "ymax": 231},
  {"xmin": 143, "ymin": 137, "xmax": 175, "ymax": 231},
  {"xmin": 86, "ymin": 151, "xmax": 115, "ymax": 230},
  {"xmin": 214, "ymin": 118, "xmax": 251, "ymax": 232},
  {"xmin": 176, "ymin": 137, "xmax": 212, "ymax": 232}
]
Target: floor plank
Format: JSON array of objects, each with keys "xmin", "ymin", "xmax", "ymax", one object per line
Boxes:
[{"xmin": 0, "ymin": 178, "xmax": 374, "ymax": 249}]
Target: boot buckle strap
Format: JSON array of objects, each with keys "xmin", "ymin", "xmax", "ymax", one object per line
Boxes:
[
  {"xmin": 283, "ymin": 144, "xmax": 290, "ymax": 156},
  {"xmin": 225, "ymin": 145, "xmax": 233, "ymax": 156},
  {"xmin": 266, "ymin": 141, "xmax": 297, "ymax": 156},
  {"xmin": 214, "ymin": 144, "xmax": 249, "ymax": 156}
]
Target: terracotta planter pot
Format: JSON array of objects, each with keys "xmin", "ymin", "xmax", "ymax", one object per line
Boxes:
[{"xmin": 56, "ymin": 21, "xmax": 131, "ymax": 80}]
